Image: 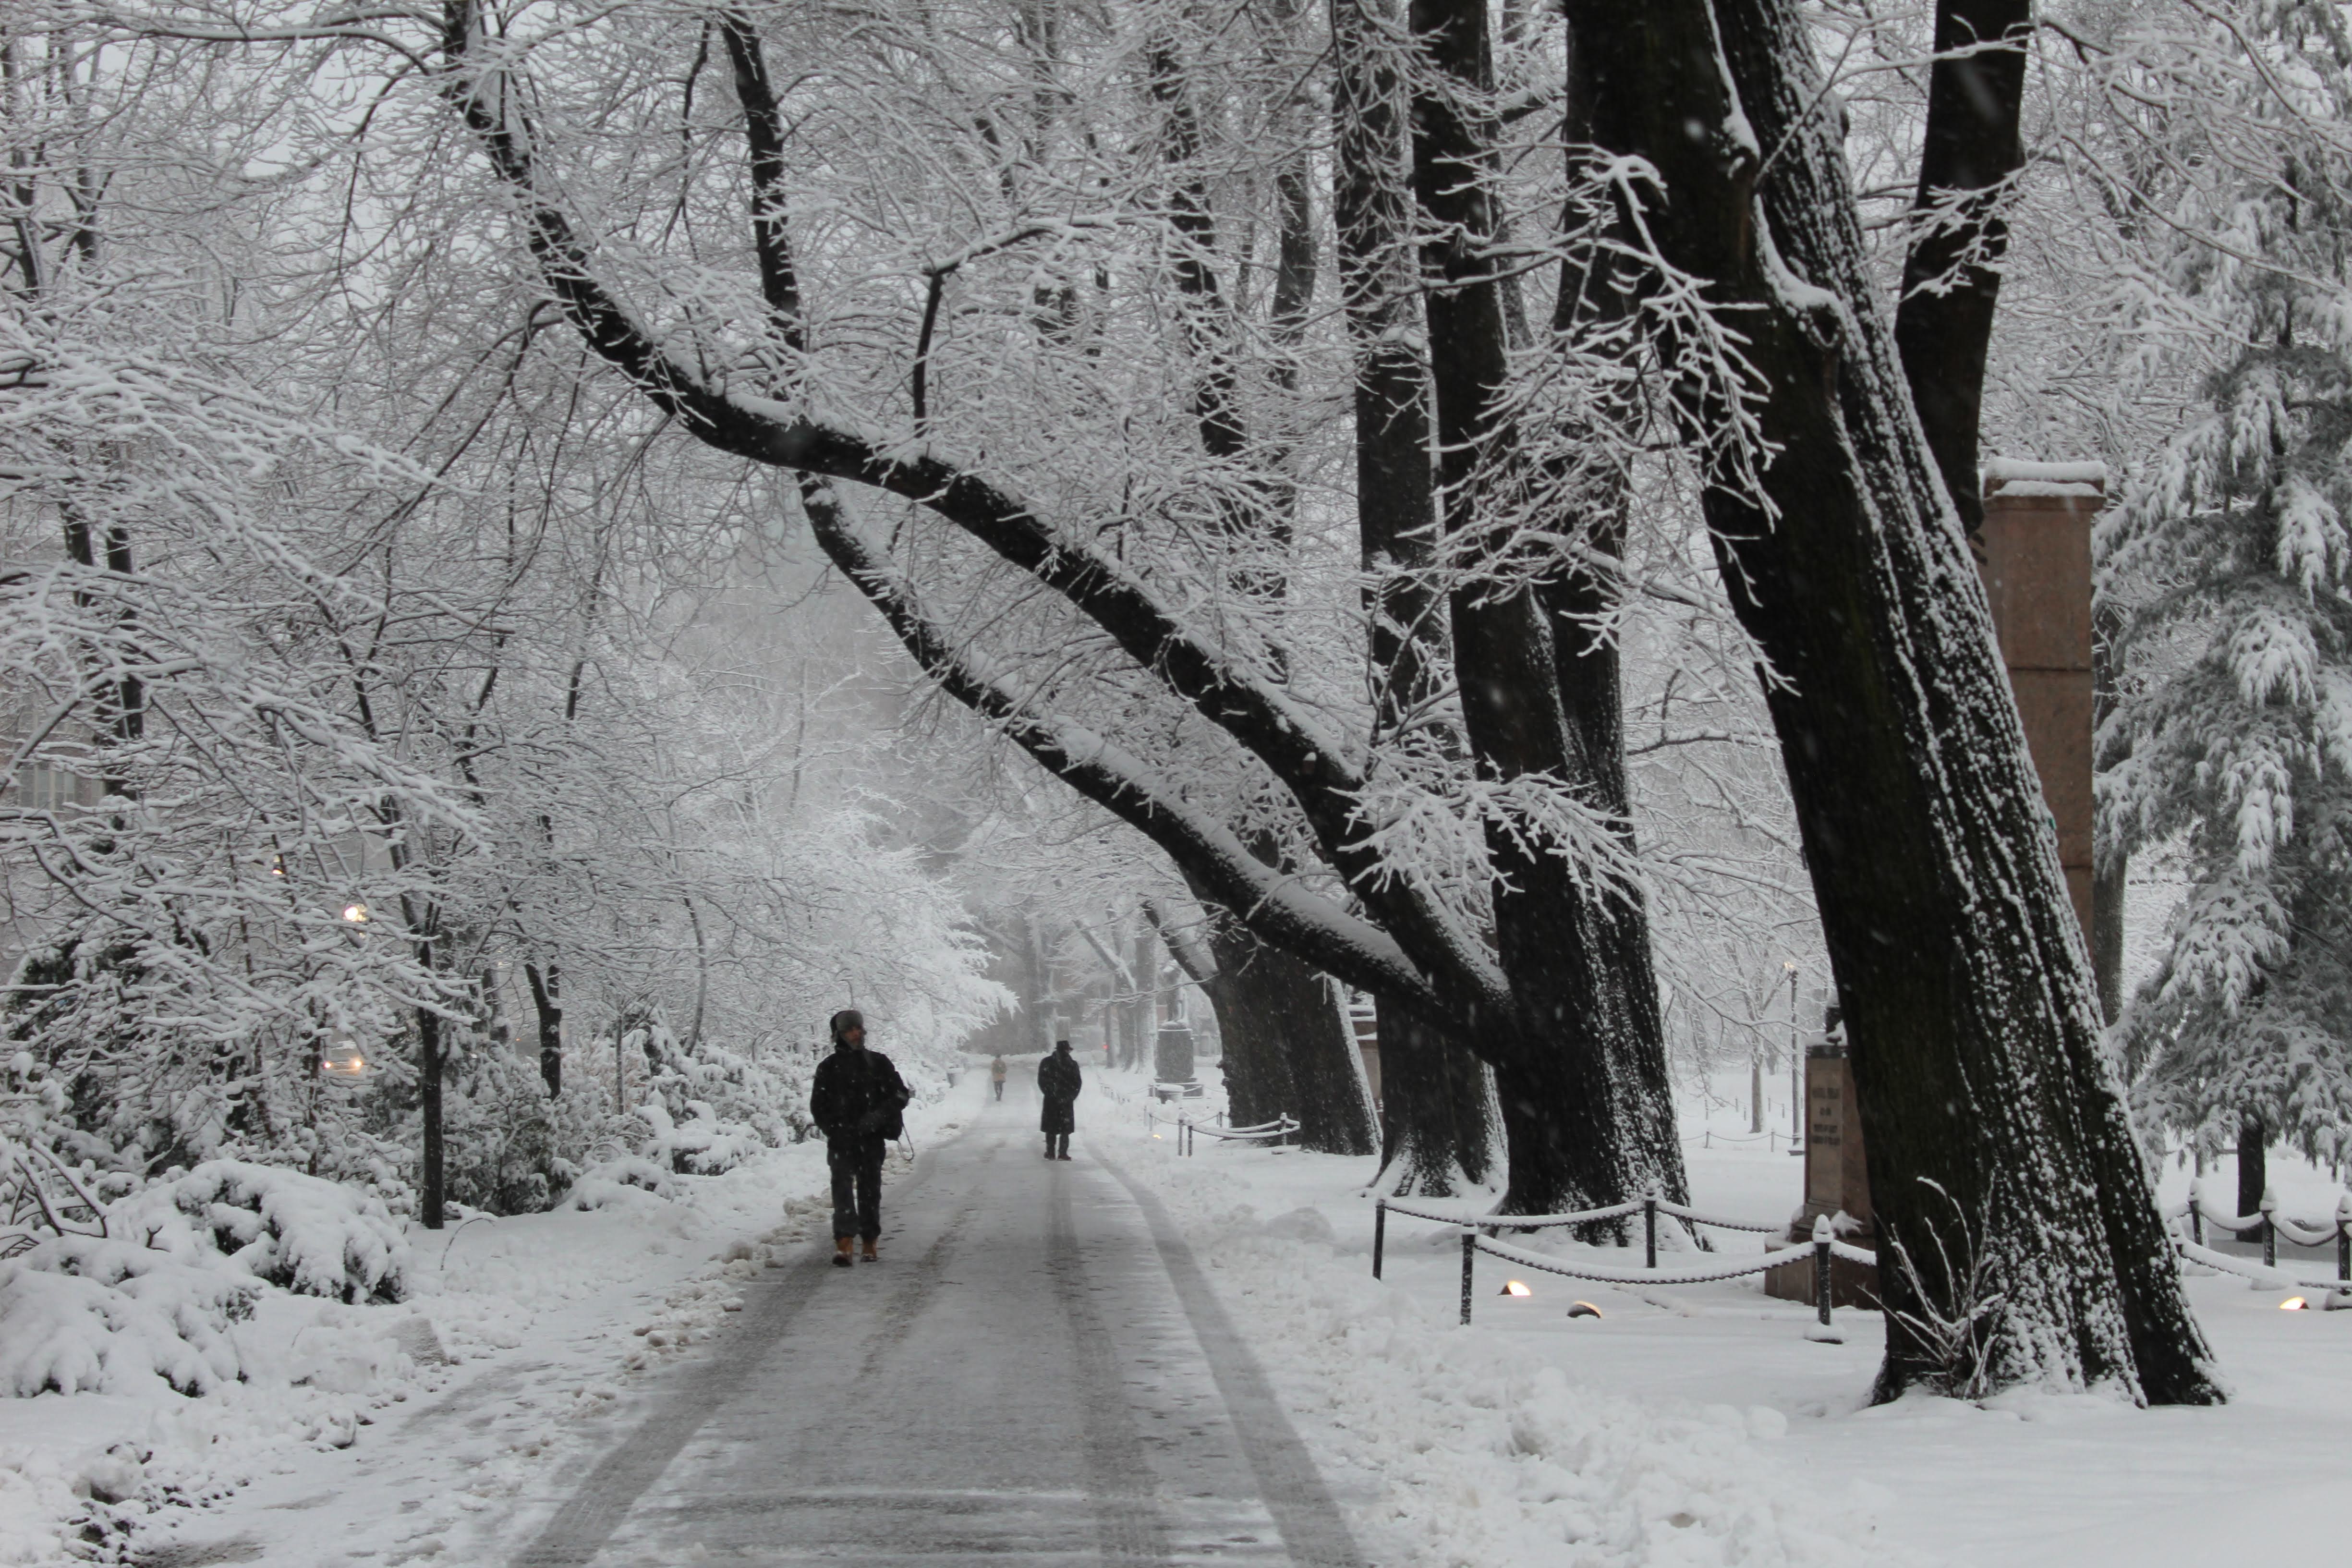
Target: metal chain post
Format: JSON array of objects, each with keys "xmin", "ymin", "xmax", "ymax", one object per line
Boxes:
[
  {"xmin": 1644, "ymin": 1187, "xmax": 1659, "ymax": 1271},
  {"xmin": 1812, "ymin": 1214, "xmax": 1834, "ymax": 1329},
  {"xmin": 2339, "ymin": 1194, "xmax": 2351, "ymax": 1286},
  {"xmin": 1373, "ymin": 1200, "xmax": 1387, "ymax": 1279},
  {"xmin": 1460, "ymin": 1231, "xmax": 1475, "ymax": 1325},
  {"xmin": 2188, "ymin": 1179, "xmax": 2204, "ymax": 1248},
  {"xmin": 2262, "ymin": 1185, "xmax": 2278, "ymax": 1270}
]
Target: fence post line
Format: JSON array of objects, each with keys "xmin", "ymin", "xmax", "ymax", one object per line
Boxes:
[
  {"xmin": 1373, "ymin": 1200, "xmax": 1387, "ymax": 1280},
  {"xmin": 2262, "ymin": 1185, "xmax": 2279, "ymax": 1271},
  {"xmin": 1812, "ymin": 1214, "xmax": 1834, "ymax": 1330},
  {"xmin": 2188, "ymin": 1179, "xmax": 2204, "ymax": 1248},
  {"xmin": 1460, "ymin": 1231, "xmax": 1475, "ymax": 1325},
  {"xmin": 1644, "ymin": 1186, "xmax": 1659, "ymax": 1271}
]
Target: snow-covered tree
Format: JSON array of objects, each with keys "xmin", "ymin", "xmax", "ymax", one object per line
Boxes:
[{"xmin": 2095, "ymin": 0, "xmax": 2352, "ymax": 1188}]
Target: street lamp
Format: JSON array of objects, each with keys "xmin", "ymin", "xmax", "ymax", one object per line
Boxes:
[
  {"xmin": 1784, "ymin": 962, "xmax": 1803, "ymax": 1155},
  {"xmin": 341, "ymin": 902, "xmax": 370, "ymax": 924}
]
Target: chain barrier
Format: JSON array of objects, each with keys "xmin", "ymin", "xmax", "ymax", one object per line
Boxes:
[
  {"xmin": 1163, "ymin": 1112, "xmax": 1299, "ymax": 1156},
  {"xmin": 2165, "ymin": 1182, "xmax": 2352, "ymax": 1276},
  {"xmin": 1374, "ymin": 1190, "xmax": 1876, "ymax": 1334}
]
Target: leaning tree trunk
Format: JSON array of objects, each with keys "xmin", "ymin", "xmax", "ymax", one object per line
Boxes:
[
  {"xmin": 1409, "ymin": 0, "xmax": 1688, "ymax": 1220},
  {"xmin": 1566, "ymin": 0, "xmax": 2220, "ymax": 1403}
]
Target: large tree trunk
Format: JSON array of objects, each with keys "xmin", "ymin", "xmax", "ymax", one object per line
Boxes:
[
  {"xmin": 1409, "ymin": 0, "xmax": 1687, "ymax": 1218},
  {"xmin": 1157, "ymin": 895, "xmax": 1379, "ymax": 1155},
  {"xmin": 1565, "ymin": 0, "xmax": 2220, "ymax": 1403},
  {"xmin": 1331, "ymin": 0, "xmax": 1499, "ymax": 1197},
  {"xmin": 1200, "ymin": 924, "xmax": 1377, "ymax": 1155},
  {"xmin": 1372, "ymin": 1008, "xmax": 1498, "ymax": 1194}
]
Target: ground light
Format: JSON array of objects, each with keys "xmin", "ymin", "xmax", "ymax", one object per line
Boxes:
[
  {"xmin": 1500, "ymin": 1279, "xmax": 1532, "ymax": 1298},
  {"xmin": 2280, "ymin": 1296, "xmax": 2308, "ymax": 1311},
  {"xmin": 1565, "ymin": 1301, "xmax": 1603, "ymax": 1319}
]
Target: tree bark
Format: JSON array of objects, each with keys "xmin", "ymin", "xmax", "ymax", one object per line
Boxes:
[
  {"xmin": 2237, "ymin": 1114, "xmax": 2267, "ymax": 1228},
  {"xmin": 1189, "ymin": 910, "xmax": 1378, "ymax": 1154},
  {"xmin": 1372, "ymin": 1006, "xmax": 1498, "ymax": 1193},
  {"xmin": 1891, "ymin": 0, "xmax": 2031, "ymax": 547},
  {"xmin": 1410, "ymin": 0, "xmax": 1686, "ymax": 1218},
  {"xmin": 418, "ymin": 999, "xmax": 445, "ymax": 1229},
  {"xmin": 1331, "ymin": 0, "xmax": 1496, "ymax": 1196},
  {"xmin": 524, "ymin": 959, "xmax": 563, "ymax": 1097},
  {"xmin": 1563, "ymin": 0, "xmax": 2220, "ymax": 1403},
  {"xmin": 2092, "ymin": 601, "xmax": 2127, "ymax": 1023}
]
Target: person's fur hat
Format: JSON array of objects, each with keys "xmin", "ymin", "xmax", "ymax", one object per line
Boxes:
[{"xmin": 830, "ymin": 1009, "xmax": 864, "ymax": 1044}]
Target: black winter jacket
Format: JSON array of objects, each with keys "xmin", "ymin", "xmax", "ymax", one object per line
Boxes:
[
  {"xmin": 810, "ymin": 1045, "xmax": 912, "ymax": 1143},
  {"xmin": 1037, "ymin": 1050, "xmax": 1081, "ymax": 1134}
]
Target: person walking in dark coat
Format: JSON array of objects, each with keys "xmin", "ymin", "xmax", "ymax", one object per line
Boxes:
[
  {"xmin": 1038, "ymin": 1039, "xmax": 1081, "ymax": 1160},
  {"xmin": 809, "ymin": 1009, "xmax": 911, "ymax": 1265}
]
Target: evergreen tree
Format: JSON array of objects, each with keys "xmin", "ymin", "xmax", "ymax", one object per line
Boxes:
[{"xmin": 2101, "ymin": 75, "xmax": 2352, "ymax": 1170}]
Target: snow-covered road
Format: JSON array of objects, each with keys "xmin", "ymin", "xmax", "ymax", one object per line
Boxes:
[{"xmin": 509, "ymin": 1085, "xmax": 1360, "ymax": 1568}]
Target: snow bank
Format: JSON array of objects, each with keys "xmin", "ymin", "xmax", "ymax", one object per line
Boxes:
[{"xmin": 1173, "ymin": 1201, "xmax": 1918, "ymax": 1568}]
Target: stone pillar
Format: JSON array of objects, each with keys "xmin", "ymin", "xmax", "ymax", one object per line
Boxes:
[
  {"xmin": 1977, "ymin": 460, "xmax": 2101, "ymax": 944},
  {"xmin": 1766, "ymin": 1035, "xmax": 1879, "ymax": 1307}
]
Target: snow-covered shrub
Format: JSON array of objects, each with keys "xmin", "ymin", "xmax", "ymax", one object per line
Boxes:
[
  {"xmin": 631, "ymin": 1014, "xmax": 787, "ymax": 1174},
  {"xmin": 558, "ymin": 1156, "xmax": 678, "ymax": 1211},
  {"xmin": 119, "ymin": 1161, "xmax": 409, "ymax": 1303},
  {"xmin": 0, "ymin": 1243, "xmax": 253, "ymax": 1396}
]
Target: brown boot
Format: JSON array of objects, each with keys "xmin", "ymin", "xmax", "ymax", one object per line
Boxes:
[
  {"xmin": 833, "ymin": 1237, "xmax": 853, "ymax": 1268},
  {"xmin": 861, "ymin": 1239, "xmax": 879, "ymax": 1263}
]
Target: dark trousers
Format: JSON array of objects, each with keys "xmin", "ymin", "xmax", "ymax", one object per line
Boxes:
[
  {"xmin": 829, "ymin": 1137, "xmax": 885, "ymax": 1240},
  {"xmin": 993, "ymin": 1081, "xmax": 1004, "ymax": 1100},
  {"xmin": 1046, "ymin": 1132, "xmax": 1069, "ymax": 1158}
]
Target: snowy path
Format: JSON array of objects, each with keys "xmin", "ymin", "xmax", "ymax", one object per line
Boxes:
[{"xmin": 509, "ymin": 1084, "xmax": 1360, "ymax": 1568}]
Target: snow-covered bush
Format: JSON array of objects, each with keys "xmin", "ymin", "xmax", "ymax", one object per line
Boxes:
[
  {"xmin": 558, "ymin": 1156, "xmax": 678, "ymax": 1212},
  {"xmin": 117, "ymin": 1162, "xmax": 409, "ymax": 1304},
  {"xmin": 0, "ymin": 1243, "xmax": 253, "ymax": 1397}
]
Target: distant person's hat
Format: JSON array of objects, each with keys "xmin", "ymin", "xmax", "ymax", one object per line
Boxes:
[
  {"xmin": 830, "ymin": 1009, "xmax": 865, "ymax": 1042},
  {"xmin": 1054, "ymin": 1039, "xmax": 1072, "ymax": 1051}
]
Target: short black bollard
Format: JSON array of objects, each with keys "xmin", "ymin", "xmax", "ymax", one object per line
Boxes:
[
  {"xmin": 2188, "ymin": 1181, "xmax": 2204, "ymax": 1249},
  {"xmin": 2262, "ymin": 1186, "xmax": 2278, "ymax": 1270},
  {"xmin": 1460, "ymin": 1231, "xmax": 1476, "ymax": 1325},
  {"xmin": 1644, "ymin": 1188, "xmax": 1659, "ymax": 1271},
  {"xmin": 2339, "ymin": 1196, "xmax": 2351, "ymax": 1284},
  {"xmin": 1812, "ymin": 1214, "xmax": 1834, "ymax": 1329},
  {"xmin": 1373, "ymin": 1200, "xmax": 1387, "ymax": 1280}
]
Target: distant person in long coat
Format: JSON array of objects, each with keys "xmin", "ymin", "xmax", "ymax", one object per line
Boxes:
[
  {"xmin": 809, "ymin": 1009, "xmax": 911, "ymax": 1265},
  {"xmin": 1038, "ymin": 1039, "xmax": 1082, "ymax": 1160}
]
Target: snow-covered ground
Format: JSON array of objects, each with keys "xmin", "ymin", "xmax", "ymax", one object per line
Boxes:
[
  {"xmin": 0, "ymin": 1088, "xmax": 974, "ymax": 1567},
  {"xmin": 1101, "ymin": 1066, "xmax": 2352, "ymax": 1568},
  {"xmin": 10, "ymin": 1060, "xmax": 2349, "ymax": 1568}
]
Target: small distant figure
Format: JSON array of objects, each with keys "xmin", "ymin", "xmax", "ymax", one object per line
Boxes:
[
  {"xmin": 1038, "ymin": 1039, "xmax": 1082, "ymax": 1161},
  {"xmin": 810, "ymin": 1009, "xmax": 911, "ymax": 1266},
  {"xmin": 990, "ymin": 1055, "xmax": 1008, "ymax": 1101}
]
